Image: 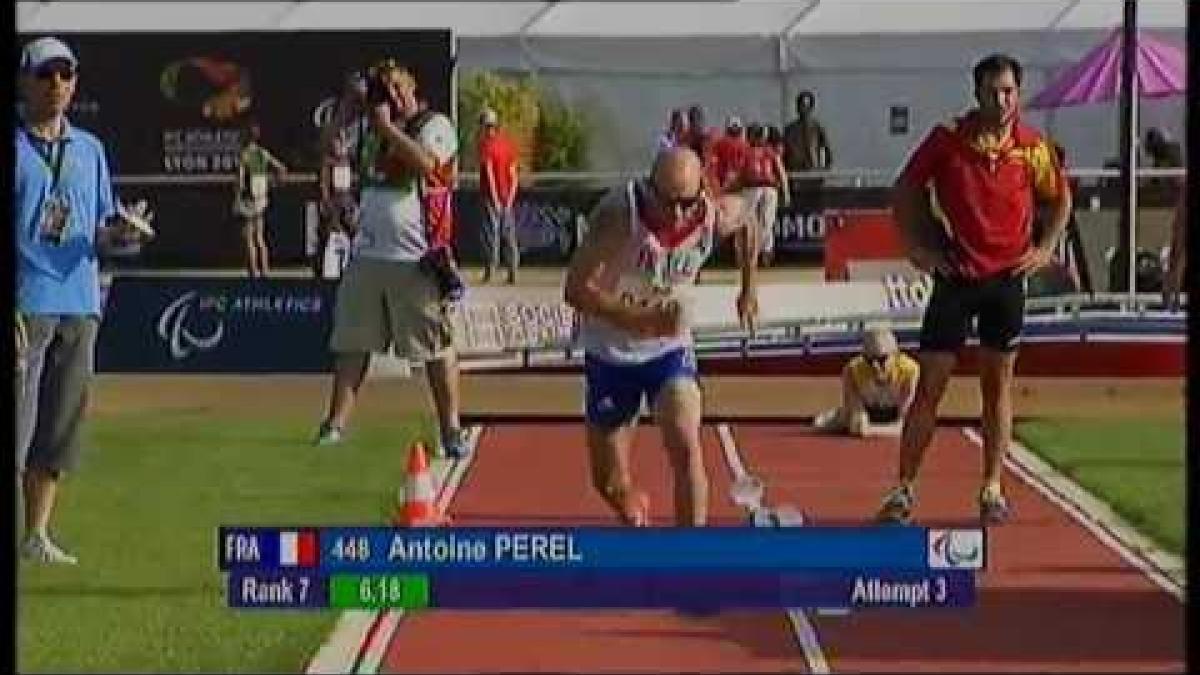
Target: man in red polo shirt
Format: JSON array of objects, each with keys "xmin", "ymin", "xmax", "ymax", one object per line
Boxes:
[
  {"xmin": 877, "ymin": 53, "xmax": 1072, "ymax": 526},
  {"xmin": 478, "ymin": 107, "xmax": 520, "ymax": 284}
]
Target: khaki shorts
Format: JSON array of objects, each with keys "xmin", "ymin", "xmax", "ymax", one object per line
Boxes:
[{"xmin": 329, "ymin": 256, "xmax": 455, "ymax": 360}]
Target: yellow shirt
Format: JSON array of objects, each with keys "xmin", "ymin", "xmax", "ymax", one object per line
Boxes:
[{"xmin": 845, "ymin": 353, "xmax": 919, "ymax": 408}]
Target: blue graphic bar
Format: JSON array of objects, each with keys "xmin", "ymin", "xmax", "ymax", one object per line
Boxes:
[
  {"xmin": 314, "ymin": 527, "xmax": 983, "ymax": 571},
  {"xmin": 218, "ymin": 526, "xmax": 986, "ymax": 571},
  {"xmin": 425, "ymin": 569, "xmax": 976, "ymax": 609},
  {"xmin": 227, "ymin": 570, "xmax": 327, "ymax": 609}
]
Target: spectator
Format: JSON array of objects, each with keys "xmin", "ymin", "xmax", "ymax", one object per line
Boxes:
[
  {"xmin": 232, "ymin": 121, "xmax": 287, "ymax": 277},
  {"xmin": 16, "ymin": 37, "xmax": 154, "ymax": 564},
  {"xmin": 708, "ymin": 115, "xmax": 750, "ymax": 195},
  {"xmin": 1162, "ymin": 191, "xmax": 1187, "ymax": 309},
  {"xmin": 315, "ymin": 71, "xmax": 368, "ymax": 280},
  {"xmin": 879, "ymin": 53, "xmax": 1071, "ymax": 526},
  {"xmin": 656, "ymin": 108, "xmax": 689, "ymax": 152},
  {"xmin": 315, "ymin": 59, "xmax": 470, "ymax": 459},
  {"xmin": 782, "ymin": 91, "xmax": 832, "ymax": 206},
  {"xmin": 782, "ymin": 90, "xmax": 832, "ymax": 173},
  {"xmin": 478, "ymin": 107, "xmax": 521, "ymax": 284},
  {"xmin": 1144, "ymin": 127, "xmax": 1185, "ymax": 202},
  {"xmin": 766, "ymin": 124, "xmax": 785, "ymax": 157},
  {"xmin": 740, "ymin": 124, "xmax": 790, "ymax": 266},
  {"xmin": 1144, "ymin": 127, "xmax": 1183, "ymax": 170},
  {"xmin": 681, "ymin": 104, "xmax": 715, "ymax": 165},
  {"xmin": 813, "ymin": 328, "xmax": 919, "ymax": 437}
]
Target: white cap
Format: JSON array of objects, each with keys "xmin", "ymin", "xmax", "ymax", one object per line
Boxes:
[
  {"xmin": 726, "ymin": 115, "xmax": 743, "ymax": 130},
  {"xmin": 21, "ymin": 37, "xmax": 78, "ymax": 72},
  {"xmin": 863, "ymin": 327, "xmax": 899, "ymax": 357},
  {"xmin": 479, "ymin": 107, "xmax": 499, "ymax": 126}
]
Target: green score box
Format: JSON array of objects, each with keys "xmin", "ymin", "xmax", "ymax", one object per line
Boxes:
[{"xmin": 328, "ymin": 574, "xmax": 431, "ymax": 609}]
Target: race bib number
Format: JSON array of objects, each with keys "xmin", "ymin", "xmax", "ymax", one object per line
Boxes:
[{"xmin": 250, "ymin": 175, "xmax": 268, "ymax": 199}]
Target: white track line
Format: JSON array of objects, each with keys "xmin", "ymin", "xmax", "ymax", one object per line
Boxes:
[
  {"xmin": 715, "ymin": 424, "xmax": 831, "ymax": 675},
  {"xmin": 304, "ymin": 426, "xmax": 484, "ymax": 675},
  {"xmin": 962, "ymin": 427, "xmax": 1184, "ymax": 601}
]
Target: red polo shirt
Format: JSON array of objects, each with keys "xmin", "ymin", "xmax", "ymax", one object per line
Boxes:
[
  {"xmin": 479, "ymin": 129, "xmax": 519, "ymax": 205},
  {"xmin": 897, "ymin": 111, "xmax": 1066, "ymax": 279}
]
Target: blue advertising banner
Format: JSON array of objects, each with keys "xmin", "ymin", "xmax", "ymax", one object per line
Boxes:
[{"xmin": 96, "ymin": 277, "xmax": 335, "ymax": 373}]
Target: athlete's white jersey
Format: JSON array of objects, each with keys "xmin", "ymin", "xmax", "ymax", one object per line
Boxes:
[{"xmin": 576, "ymin": 180, "xmax": 717, "ymax": 364}]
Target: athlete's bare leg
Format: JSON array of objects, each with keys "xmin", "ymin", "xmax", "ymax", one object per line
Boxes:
[
  {"xmin": 896, "ymin": 351, "xmax": 957, "ymax": 484},
  {"xmin": 586, "ymin": 421, "xmax": 649, "ymax": 526},
  {"xmin": 653, "ymin": 377, "xmax": 707, "ymax": 526}
]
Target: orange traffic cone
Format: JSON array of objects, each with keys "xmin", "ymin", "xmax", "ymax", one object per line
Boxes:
[{"xmin": 393, "ymin": 441, "xmax": 448, "ymax": 526}]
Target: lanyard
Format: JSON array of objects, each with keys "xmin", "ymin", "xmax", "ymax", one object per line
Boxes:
[{"xmin": 29, "ymin": 131, "xmax": 68, "ymax": 194}]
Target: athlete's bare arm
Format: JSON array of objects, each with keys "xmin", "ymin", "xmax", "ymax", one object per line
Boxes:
[
  {"xmin": 564, "ymin": 190, "xmax": 680, "ymax": 337},
  {"xmin": 714, "ymin": 192, "xmax": 760, "ymax": 333}
]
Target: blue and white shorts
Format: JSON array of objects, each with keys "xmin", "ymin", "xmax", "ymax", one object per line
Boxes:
[{"xmin": 583, "ymin": 347, "xmax": 699, "ymax": 428}]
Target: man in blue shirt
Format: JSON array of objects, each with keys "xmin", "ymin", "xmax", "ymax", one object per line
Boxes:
[{"xmin": 15, "ymin": 36, "xmax": 153, "ymax": 564}]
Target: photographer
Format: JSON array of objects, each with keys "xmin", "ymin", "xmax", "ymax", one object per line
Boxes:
[{"xmin": 315, "ymin": 59, "xmax": 470, "ymax": 459}]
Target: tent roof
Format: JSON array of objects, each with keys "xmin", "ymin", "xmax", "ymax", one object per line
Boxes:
[{"xmin": 18, "ymin": 0, "xmax": 1187, "ymax": 36}]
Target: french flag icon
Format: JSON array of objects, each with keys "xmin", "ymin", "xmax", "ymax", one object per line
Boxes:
[{"xmin": 279, "ymin": 530, "xmax": 318, "ymax": 567}]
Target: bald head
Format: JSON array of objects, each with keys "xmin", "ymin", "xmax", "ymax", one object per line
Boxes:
[
  {"xmin": 863, "ymin": 327, "xmax": 899, "ymax": 358},
  {"xmin": 650, "ymin": 147, "xmax": 704, "ymax": 201}
]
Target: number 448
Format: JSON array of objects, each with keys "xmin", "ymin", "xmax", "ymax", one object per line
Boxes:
[{"xmin": 329, "ymin": 536, "xmax": 371, "ymax": 562}]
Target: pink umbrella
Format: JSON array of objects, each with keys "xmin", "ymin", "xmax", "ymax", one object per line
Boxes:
[{"xmin": 1029, "ymin": 28, "xmax": 1186, "ymax": 108}]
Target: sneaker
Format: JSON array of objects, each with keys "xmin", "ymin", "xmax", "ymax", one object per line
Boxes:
[
  {"xmin": 979, "ymin": 486, "xmax": 1012, "ymax": 525},
  {"xmin": 314, "ymin": 422, "xmax": 343, "ymax": 446},
  {"xmin": 442, "ymin": 428, "xmax": 472, "ymax": 459},
  {"xmin": 876, "ymin": 484, "xmax": 915, "ymax": 525},
  {"xmin": 21, "ymin": 534, "xmax": 78, "ymax": 565}
]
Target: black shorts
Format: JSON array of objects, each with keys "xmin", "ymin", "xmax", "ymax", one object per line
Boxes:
[{"xmin": 919, "ymin": 272, "xmax": 1026, "ymax": 353}]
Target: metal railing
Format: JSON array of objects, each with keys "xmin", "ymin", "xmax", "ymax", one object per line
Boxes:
[{"xmin": 111, "ymin": 166, "xmax": 1187, "ymax": 187}]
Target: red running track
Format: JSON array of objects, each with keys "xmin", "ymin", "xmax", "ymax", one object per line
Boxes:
[
  {"xmin": 731, "ymin": 424, "xmax": 1185, "ymax": 673},
  {"xmin": 380, "ymin": 423, "xmax": 1184, "ymax": 673}
]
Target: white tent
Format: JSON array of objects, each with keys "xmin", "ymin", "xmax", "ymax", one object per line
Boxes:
[{"xmin": 18, "ymin": 1, "xmax": 1187, "ymax": 172}]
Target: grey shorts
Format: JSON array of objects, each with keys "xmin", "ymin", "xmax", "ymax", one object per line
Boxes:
[
  {"xmin": 16, "ymin": 314, "xmax": 99, "ymax": 474},
  {"xmin": 329, "ymin": 257, "xmax": 455, "ymax": 360}
]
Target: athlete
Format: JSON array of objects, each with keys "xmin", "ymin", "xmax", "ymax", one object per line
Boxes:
[
  {"xmin": 564, "ymin": 146, "xmax": 758, "ymax": 527},
  {"xmin": 813, "ymin": 328, "xmax": 919, "ymax": 437}
]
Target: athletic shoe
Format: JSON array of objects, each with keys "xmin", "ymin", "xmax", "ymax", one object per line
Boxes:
[
  {"xmin": 978, "ymin": 485, "xmax": 1013, "ymax": 525},
  {"xmin": 314, "ymin": 422, "xmax": 343, "ymax": 447},
  {"xmin": 442, "ymin": 428, "xmax": 472, "ymax": 459},
  {"xmin": 875, "ymin": 484, "xmax": 915, "ymax": 525},
  {"xmin": 21, "ymin": 534, "xmax": 78, "ymax": 565}
]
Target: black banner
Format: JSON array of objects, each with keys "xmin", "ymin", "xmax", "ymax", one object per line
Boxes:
[
  {"xmin": 21, "ymin": 30, "xmax": 452, "ymax": 268},
  {"xmin": 96, "ymin": 277, "xmax": 336, "ymax": 373}
]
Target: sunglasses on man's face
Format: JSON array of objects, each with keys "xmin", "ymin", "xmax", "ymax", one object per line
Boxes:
[
  {"xmin": 866, "ymin": 354, "xmax": 890, "ymax": 367},
  {"xmin": 652, "ymin": 187, "xmax": 703, "ymax": 213},
  {"xmin": 34, "ymin": 65, "xmax": 76, "ymax": 82}
]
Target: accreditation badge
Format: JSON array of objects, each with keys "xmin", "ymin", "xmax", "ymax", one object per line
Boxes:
[
  {"xmin": 38, "ymin": 193, "xmax": 71, "ymax": 245},
  {"xmin": 332, "ymin": 165, "xmax": 353, "ymax": 191}
]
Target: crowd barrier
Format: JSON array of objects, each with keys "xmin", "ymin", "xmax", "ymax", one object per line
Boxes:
[{"xmin": 110, "ymin": 169, "xmax": 1181, "ymax": 271}]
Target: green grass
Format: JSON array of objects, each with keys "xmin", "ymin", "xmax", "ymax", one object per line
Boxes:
[
  {"xmin": 17, "ymin": 407, "xmax": 436, "ymax": 674},
  {"xmin": 1016, "ymin": 415, "xmax": 1186, "ymax": 556}
]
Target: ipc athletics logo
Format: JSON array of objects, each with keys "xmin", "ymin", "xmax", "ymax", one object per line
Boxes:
[{"xmin": 927, "ymin": 529, "xmax": 985, "ymax": 569}]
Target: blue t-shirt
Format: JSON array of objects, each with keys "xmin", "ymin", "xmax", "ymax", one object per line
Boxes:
[{"xmin": 15, "ymin": 120, "xmax": 116, "ymax": 316}]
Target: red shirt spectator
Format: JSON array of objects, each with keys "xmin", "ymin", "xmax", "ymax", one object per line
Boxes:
[
  {"xmin": 709, "ymin": 117, "xmax": 750, "ymax": 193},
  {"xmin": 897, "ymin": 110, "xmax": 1066, "ymax": 278},
  {"xmin": 478, "ymin": 118, "xmax": 519, "ymax": 209}
]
